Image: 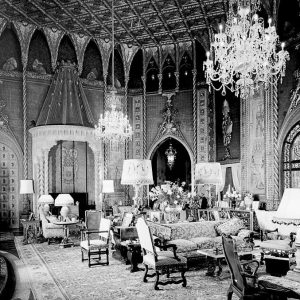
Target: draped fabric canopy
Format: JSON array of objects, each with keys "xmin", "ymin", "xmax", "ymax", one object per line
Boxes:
[
  {"xmin": 36, "ymin": 61, "xmax": 95, "ymax": 127},
  {"xmin": 218, "ymin": 163, "xmax": 241, "ymax": 193}
]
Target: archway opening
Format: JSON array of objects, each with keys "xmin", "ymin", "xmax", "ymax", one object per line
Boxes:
[{"xmin": 150, "ymin": 138, "xmax": 191, "ymax": 187}]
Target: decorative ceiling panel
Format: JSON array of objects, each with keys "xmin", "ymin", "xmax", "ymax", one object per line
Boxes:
[{"xmin": 0, "ymin": 0, "xmax": 229, "ymax": 47}]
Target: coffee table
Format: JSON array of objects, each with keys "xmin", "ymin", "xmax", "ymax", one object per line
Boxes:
[
  {"xmin": 52, "ymin": 220, "xmax": 78, "ymax": 248},
  {"xmin": 197, "ymin": 248, "xmax": 255, "ymax": 278}
]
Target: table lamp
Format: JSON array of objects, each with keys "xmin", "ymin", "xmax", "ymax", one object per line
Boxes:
[
  {"xmin": 121, "ymin": 159, "xmax": 154, "ymax": 206},
  {"xmin": 101, "ymin": 180, "xmax": 114, "ymax": 211},
  {"xmin": 194, "ymin": 162, "xmax": 223, "ymax": 206},
  {"xmin": 273, "ymin": 188, "xmax": 300, "ymax": 282},
  {"xmin": 55, "ymin": 194, "xmax": 74, "ymax": 220},
  {"xmin": 38, "ymin": 194, "xmax": 54, "ymax": 214},
  {"xmin": 20, "ymin": 179, "xmax": 35, "ymax": 212}
]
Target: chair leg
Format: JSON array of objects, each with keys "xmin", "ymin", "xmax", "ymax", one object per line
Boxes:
[
  {"xmin": 181, "ymin": 270, "xmax": 187, "ymax": 287},
  {"xmin": 143, "ymin": 265, "xmax": 148, "ymax": 282},
  {"xmin": 154, "ymin": 271, "xmax": 160, "ymax": 290},
  {"xmin": 260, "ymin": 252, "xmax": 265, "ymax": 265},
  {"xmin": 227, "ymin": 285, "xmax": 233, "ymax": 300},
  {"xmin": 88, "ymin": 252, "xmax": 91, "ymax": 268},
  {"xmin": 81, "ymin": 249, "xmax": 84, "ymax": 262},
  {"xmin": 106, "ymin": 248, "xmax": 109, "ymax": 265}
]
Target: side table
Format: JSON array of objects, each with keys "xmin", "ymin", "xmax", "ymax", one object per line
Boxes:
[
  {"xmin": 20, "ymin": 220, "xmax": 40, "ymax": 245},
  {"xmin": 52, "ymin": 220, "xmax": 78, "ymax": 248},
  {"xmin": 119, "ymin": 241, "xmax": 143, "ymax": 272}
]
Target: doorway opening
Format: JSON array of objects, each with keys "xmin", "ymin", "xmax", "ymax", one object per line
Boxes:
[{"xmin": 150, "ymin": 138, "xmax": 191, "ymax": 187}]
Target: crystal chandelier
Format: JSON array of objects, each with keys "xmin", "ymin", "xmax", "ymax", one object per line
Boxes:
[
  {"xmin": 165, "ymin": 142, "xmax": 177, "ymax": 170},
  {"xmin": 94, "ymin": 0, "xmax": 132, "ymax": 146},
  {"xmin": 203, "ymin": 0, "xmax": 290, "ymax": 98}
]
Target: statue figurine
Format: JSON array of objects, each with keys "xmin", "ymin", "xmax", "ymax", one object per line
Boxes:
[
  {"xmin": 32, "ymin": 59, "xmax": 46, "ymax": 74},
  {"xmin": 2, "ymin": 57, "xmax": 17, "ymax": 71}
]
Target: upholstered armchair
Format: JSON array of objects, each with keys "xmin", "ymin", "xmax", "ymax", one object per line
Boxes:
[
  {"xmin": 39, "ymin": 206, "xmax": 64, "ymax": 244},
  {"xmin": 136, "ymin": 218, "xmax": 187, "ymax": 290}
]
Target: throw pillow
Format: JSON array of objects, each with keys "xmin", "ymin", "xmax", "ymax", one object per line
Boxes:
[
  {"xmin": 46, "ymin": 215, "xmax": 58, "ymax": 223},
  {"xmin": 215, "ymin": 217, "xmax": 246, "ymax": 236}
]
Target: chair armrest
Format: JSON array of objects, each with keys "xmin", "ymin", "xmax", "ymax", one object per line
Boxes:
[
  {"xmin": 260, "ymin": 228, "xmax": 279, "ymax": 241},
  {"xmin": 156, "ymin": 242, "xmax": 179, "ymax": 260},
  {"xmin": 240, "ymin": 259, "xmax": 260, "ymax": 275}
]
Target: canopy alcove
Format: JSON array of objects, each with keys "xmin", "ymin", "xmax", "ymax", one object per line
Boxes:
[
  {"xmin": 29, "ymin": 125, "xmax": 102, "ymax": 216},
  {"xmin": 148, "ymin": 136, "xmax": 192, "ymax": 189}
]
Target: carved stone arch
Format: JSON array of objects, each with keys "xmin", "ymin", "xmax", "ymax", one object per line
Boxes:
[
  {"xmin": 146, "ymin": 134, "xmax": 195, "ymax": 189},
  {"xmin": 194, "ymin": 35, "xmax": 209, "ymax": 53},
  {"xmin": 0, "ymin": 129, "xmax": 23, "ymax": 228}
]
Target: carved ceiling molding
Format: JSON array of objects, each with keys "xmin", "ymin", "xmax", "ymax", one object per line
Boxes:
[
  {"xmin": 178, "ymin": 41, "xmax": 192, "ymax": 63},
  {"xmin": 13, "ymin": 21, "xmax": 36, "ymax": 67},
  {"xmin": 70, "ymin": 33, "xmax": 91, "ymax": 75},
  {"xmin": 120, "ymin": 44, "xmax": 139, "ymax": 79},
  {"xmin": 96, "ymin": 38, "xmax": 112, "ymax": 77},
  {"xmin": 287, "ymin": 69, "xmax": 300, "ymax": 115},
  {"xmin": 0, "ymin": 17, "xmax": 7, "ymax": 37},
  {"xmin": 161, "ymin": 44, "xmax": 176, "ymax": 66},
  {"xmin": 43, "ymin": 27, "xmax": 65, "ymax": 71},
  {"xmin": 144, "ymin": 46, "xmax": 159, "ymax": 68}
]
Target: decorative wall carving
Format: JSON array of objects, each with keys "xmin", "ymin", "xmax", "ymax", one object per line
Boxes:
[{"xmin": 132, "ymin": 95, "xmax": 144, "ymax": 159}]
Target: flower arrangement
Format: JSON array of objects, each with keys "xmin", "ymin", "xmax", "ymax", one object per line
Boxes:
[{"xmin": 149, "ymin": 181, "xmax": 190, "ymax": 209}]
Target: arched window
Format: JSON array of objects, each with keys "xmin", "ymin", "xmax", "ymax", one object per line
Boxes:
[{"xmin": 282, "ymin": 123, "xmax": 300, "ymax": 188}]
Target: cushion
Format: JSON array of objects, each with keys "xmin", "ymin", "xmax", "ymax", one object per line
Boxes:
[
  {"xmin": 46, "ymin": 215, "xmax": 59, "ymax": 223},
  {"xmin": 143, "ymin": 253, "xmax": 187, "ymax": 269},
  {"xmin": 260, "ymin": 239, "xmax": 296, "ymax": 252},
  {"xmin": 215, "ymin": 217, "xmax": 246, "ymax": 236},
  {"xmin": 213, "ymin": 236, "xmax": 253, "ymax": 253},
  {"xmin": 165, "ymin": 239, "xmax": 198, "ymax": 253},
  {"xmin": 80, "ymin": 240, "xmax": 108, "ymax": 250},
  {"xmin": 237, "ymin": 229, "xmax": 252, "ymax": 239},
  {"xmin": 189, "ymin": 237, "xmax": 215, "ymax": 249}
]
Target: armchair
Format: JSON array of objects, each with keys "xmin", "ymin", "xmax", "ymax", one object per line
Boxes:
[
  {"xmin": 222, "ymin": 234, "xmax": 299, "ymax": 300},
  {"xmin": 136, "ymin": 218, "xmax": 187, "ymax": 290},
  {"xmin": 80, "ymin": 217, "xmax": 111, "ymax": 267}
]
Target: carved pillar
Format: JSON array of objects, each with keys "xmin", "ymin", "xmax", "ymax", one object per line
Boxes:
[
  {"xmin": 158, "ymin": 73, "xmax": 162, "ymax": 94},
  {"xmin": 124, "ymin": 74, "xmax": 129, "ymax": 160},
  {"xmin": 92, "ymin": 148, "xmax": 102, "ymax": 211},
  {"xmin": 175, "ymin": 71, "xmax": 179, "ymax": 93},
  {"xmin": 43, "ymin": 148, "xmax": 50, "ymax": 195},
  {"xmin": 192, "ymin": 69, "xmax": 197, "ymax": 163}
]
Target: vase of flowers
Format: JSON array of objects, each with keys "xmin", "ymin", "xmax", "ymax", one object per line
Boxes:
[{"xmin": 149, "ymin": 181, "xmax": 190, "ymax": 215}]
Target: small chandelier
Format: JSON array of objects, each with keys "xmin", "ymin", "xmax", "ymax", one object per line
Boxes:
[
  {"xmin": 94, "ymin": 0, "xmax": 132, "ymax": 146},
  {"xmin": 165, "ymin": 143, "xmax": 177, "ymax": 170},
  {"xmin": 203, "ymin": 0, "xmax": 290, "ymax": 98}
]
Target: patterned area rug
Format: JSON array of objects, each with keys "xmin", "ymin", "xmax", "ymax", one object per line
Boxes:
[{"xmin": 15, "ymin": 236, "xmax": 237, "ymax": 300}]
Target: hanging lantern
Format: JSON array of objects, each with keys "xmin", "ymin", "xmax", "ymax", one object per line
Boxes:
[{"xmin": 165, "ymin": 143, "xmax": 177, "ymax": 170}]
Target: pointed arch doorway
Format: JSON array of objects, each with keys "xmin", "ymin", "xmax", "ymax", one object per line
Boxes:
[{"xmin": 150, "ymin": 138, "xmax": 191, "ymax": 187}]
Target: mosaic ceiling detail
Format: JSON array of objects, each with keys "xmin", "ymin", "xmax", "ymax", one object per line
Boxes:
[{"xmin": 0, "ymin": 0, "xmax": 229, "ymax": 48}]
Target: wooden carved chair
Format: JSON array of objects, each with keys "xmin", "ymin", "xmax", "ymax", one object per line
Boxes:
[
  {"xmin": 80, "ymin": 216, "xmax": 111, "ymax": 267},
  {"xmin": 222, "ymin": 234, "xmax": 300, "ymax": 300},
  {"xmin": 136, "ymin": 218, "xmax": 187, "ymax": 290}
]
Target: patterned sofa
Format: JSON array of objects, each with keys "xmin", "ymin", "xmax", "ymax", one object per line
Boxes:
[{"xmin": 148, "ymin": 218, "xmax": 253, "ymax": 260}]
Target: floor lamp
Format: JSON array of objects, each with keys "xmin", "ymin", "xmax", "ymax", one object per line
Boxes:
[
  {"xmin": 20, "ymin": 179, "xmax": 34, "ymax": 213},
  {"xmin": 121, "ymin": 159, "xmax": 154, "ymax": 207},
  {"xmin": 272, "ymin": 188, "xmax": 300, "ymax": 282},
  {"xmin": 101, "ymin": 180, "xmax": 114, "ymax": 213},
  {"xmin": 194, "ymin": 162, "xmax": 223, "ymax": 207}
]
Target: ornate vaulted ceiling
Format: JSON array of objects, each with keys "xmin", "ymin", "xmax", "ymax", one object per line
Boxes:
[{"xmin": 0, "ymin": 0, "xmax": 230, "ymax": 48}]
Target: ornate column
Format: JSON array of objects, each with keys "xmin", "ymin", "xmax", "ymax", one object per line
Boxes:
[
  {"xmin": 192, "ymin": 69, "xmax": 197, "ymax": 164},
  {"xmin": 158, "ymin": 73, "xmax": 162, "ymax": 94},
  {"xmin": 175, "ymin": 71, "xmax": 179, "ymax": 93}
]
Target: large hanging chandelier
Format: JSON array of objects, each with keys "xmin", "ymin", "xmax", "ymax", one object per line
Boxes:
[
  {"xmin": 165, "ymin": 142, "xmax": 177, "ymax": 170},
  {"xmin": 203, "ymin": 0, "xmax": 290, "ymax": 98},
  {"xmin": 95, "ymin": 0, "xmax": 132, "ymax": 145}
]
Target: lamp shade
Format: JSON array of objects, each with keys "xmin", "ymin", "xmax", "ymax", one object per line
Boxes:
[
  {"xmin": 121, "ymin": 159, "xmax": 154, "ymax": 186},
  {"xmin": 38, "ymin": 194, "xmax": 54, "ymax": 205},
  {"xmin": 273, "ymin": 188, "xmax": 300, "ymax": 225},
  {"xmin": 20, "ymin": 179, "xmax": 34, "ymax": 194},
  {"xmin": 102, "ymin": 180, "xmax": 114, "ymax": 193},
  {"xmin": 55, "ymin": 194, "xmax": 74, "ymax": 207},
  {"xmin": 194, "ymin": 162, "xmax": 222, "ymax": 185}
]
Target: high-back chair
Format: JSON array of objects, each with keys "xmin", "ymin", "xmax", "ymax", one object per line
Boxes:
[
  {"xmin": 222, "ymin": 234, "xmax": 300, "ymax": 300},
  {"xmin": 80, "ymin": 217, "xmax": 111, "ymax": 267},
  {"xmin": 136, "ymin": 218, "xmax": 187, "ymax": 290},
  {"xmin": 84, "ymin": 210, "xmax": 102, "ymax": 240}
]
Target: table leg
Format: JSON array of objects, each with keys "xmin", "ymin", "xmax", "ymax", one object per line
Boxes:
[
  {"xmin": 206, "ymin": 257, "xmax": 217, "ymax": 276},
  {"xmin": 127, "ymin": 245, "xmax": 143, "ymax": 273}
]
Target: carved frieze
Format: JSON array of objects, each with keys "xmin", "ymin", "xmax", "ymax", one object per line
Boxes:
[
  {"xmin": 178, "ymin": 41, "xmax": 192, "ymax": 63},
  {"xmin": 144, "ymin": 46, "xmax": 159, "ymax": 69},
  {"xmin": 161, "ymin": 44, "xmax": 175, "ymax": 66},
  {"xmin": 96, "ymin": 38, "xmax": 112, "ymax": 78},
  {"xmin": 120, "ymin": 44, "xmax": 139, "ymax": 79}
]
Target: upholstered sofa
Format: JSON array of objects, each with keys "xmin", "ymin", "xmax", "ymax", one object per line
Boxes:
[
  {"xmin": 39, "ymin": 206, "xmax": 65, "ymax": 244},
  {"xmin": 148, "ymin": 217, "xmax": 253, "ymax": 260}
]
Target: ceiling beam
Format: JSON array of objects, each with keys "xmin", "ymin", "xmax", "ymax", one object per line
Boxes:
[
  {"xmin": 197, "ymin": 0, "xmax": 213, "ymax": 44},
  {"xmin": 51, "ymin": 0, "xmax": 92, "ymax": 36},
  {"xmin": 124, "ymin": 0, "xmax": 160, "ymax": 46},
  {"xmin": 3, "ymin": 0, "xmax": 40, "ymax": 27},
  {"xmin": 102, "ymin": 0, "xmax": 141, "ymax": 47},
  {"xmin": 172, "ymin": 0, "xmax": 193, "ymax": 41},
  {"xmin": 148, "ymin": 0, "xmax": 176, "ymax": 43},
  {"xmin": 28, "ymin": 0, "xmax": 69, "ymax": 33}
]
